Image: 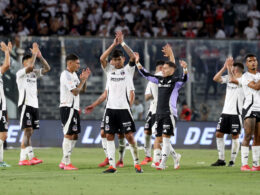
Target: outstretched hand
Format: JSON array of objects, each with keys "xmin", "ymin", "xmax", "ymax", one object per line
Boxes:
[
  {"xmin": 116, "ymin": 31, "xmax": 124, "ymax": 44},
  {"xmin": 80, "ymin": 67, "xmax": 91, "ymax": 81},
  {"xmin": 85, "ymin": 105, "xmax": 95, "ymax": 114},
  {"xmin": 0, "ymin": 42, "xmax": 9, "ymax": 52},
  {"xmin": 162, "ymin": 44, "xmax": 173, "ymax": 58},
  {"xmin": 179, "ymin": 60, "xmax": 188, "ymax": 69},
  {"xmin": 30, "ymin": 42, "xmax": 39, "ymax": 55},
  {"xmin": 224, "ymin": 56, "xmax": 234, "ymax": 69}
]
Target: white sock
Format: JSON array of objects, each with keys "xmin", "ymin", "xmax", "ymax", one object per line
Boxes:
[
  {"xmin": 241, "ymin": 146, "xmax": 249, "ymax": 166},
  {"xmin": 231, "ymin": 139, "xmax": 240, "ymax": 162},
  {"xmin": 26, "ymin": 146, "xmax": 34, "ymax": 160},
  {"xmin": 62, "ymin": 138, "xmax": 72, "ymax": 165},
  {"xmin": 0, "ymin": 139, "xmax": 3, "ymax": 162},
  {"xmin": 20, "ymin": 148, "xmax": 27, "ymax": 161},
  {"xmin": 169, "ymin": 144, "xmax": 177, "ymax": 160},
  {"xmin": 144, "ymin": 134, "xmax": 151, "ymax": 157},
  {"xmin": 107, "ymin": 140, "xmax": 116, "ymax": 168},
  {"xmin": 252, "ymin": 146, "xmax": 260, "ymax": 167},
  {"xmin": 153, "ymin": 149, "xmax": 161, "ymax": 163},
  {"xmin": 118, "ymin": 138, "xmax": 125, "ymax": 162},
  {"xmin": 101, "ymin": 138, "xmax": 108, "ymax": 158},
  {"xmin": 216, "ymin": 138, "xmax": 225, "ymax": 160},
  {"xmin": 161, "ymin": 137, "xmax": 171, "ymax": 167},
  {"xmin": 130, "ymin": 142, "xmax": 139, "ymax": 165}
]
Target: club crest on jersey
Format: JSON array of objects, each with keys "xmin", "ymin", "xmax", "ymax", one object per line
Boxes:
[{"xmin": 120, "ymin": 71, "xmax": 125, "ymax": 75}]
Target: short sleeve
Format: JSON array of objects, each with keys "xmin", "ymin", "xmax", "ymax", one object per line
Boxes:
[
  {"xmin": 221, "ymin": 75, "xmax": 229, "ymax": 84},
  {"xmin": 62, "ymin": 72, "xmax": 77, "ymax": 91}
]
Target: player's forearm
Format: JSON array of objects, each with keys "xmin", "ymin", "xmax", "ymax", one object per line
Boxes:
[
  {"xmin": 39, "ymin": 56, "xmax": 51, "ymax": 74},
  {"xmin": 100, "ymin": 43, "xmax": 116, "ymax": 68},
  {"xmin": 168, "ymin": 53, "xmax": 175, "ymax": 64},
  {"xmin": 213, "ymin": 66, "xmax": 226, "ymax": 82},
  {"xmin": 129, "ymin": 90, "xmax": 135, "ymax": 106},
  {"xmin": 121, "ymin": 42, "xmax": 135, "ymax": 60},
  {"xmin": 26, "ymin": 54, "xmax": 37, "ymax": 73},
  {"xmin": 138, "ymin": 67, "xmax": 159, "ymax": 84},
  {"xmin": 71, "ymin": 79, "xmax": 87, "ymax": 96},
  {"xmin": 248, "ymin": 81, "xmax": 260, "ymax": 90},
  {"xmin": 1, "ymin": 51, "xmax": 11, "ymax": 74},
  {"xmin": 92, "ymin": 92, "xmax": 107, "ymax": 107}
]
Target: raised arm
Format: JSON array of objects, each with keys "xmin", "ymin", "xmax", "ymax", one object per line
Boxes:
[
  {"xmin": 71, "ymin": 68, "xmax": 91, "ymax": 96},
  {"xmin": 85, "ymin": 90, "xmax": 107, "ymax": 114},
  {"xmin": 116, "ymin": 31, "xmax": 136, "ymax": 63},
  {"xmin": 36, "ymin": 47, "xmax": 51, "ymax": 74},
  {"xmin": 162, "ymin": 44, "xmax": 175, "ymax": 63},
  {"xmin": 100, "ymin": 37, "xmax": 119, "ymax": 69},
  {"xmin": 0, "ymin": 41, "xmax": 11, "ymax": 74},
  {"xmin": 26, "ymin": 42, "xmax": 39, "ymax": 73},
  {"xmin": 213, "ymin": 57, "xmax": 232, "ymax": 83}
]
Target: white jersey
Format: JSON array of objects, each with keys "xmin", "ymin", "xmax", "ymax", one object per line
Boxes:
[
  {"xmin": 16, "ymin": 68, "xmax": 42, "ymax": 108},
  {"xmin": 0, "ymin": 68, "xmax": 6, "ymax": 111},
  {"xmin": 241, "ymin": 72, "xmax": 260, "ymax": 111},
  {"xmin": 221, "ymin": 75, "xmax": 244, "ymax": 115},
  {"xmin": 145, "ymin": 71, "xmax": 162, "ymax": 114},
  {"xmin": 60, "ymin": 70, "xmax": 80, "ymax": 110},
  {"xmin": 103, "ymin": 63, "xmax": 135, "ymax": 110}
]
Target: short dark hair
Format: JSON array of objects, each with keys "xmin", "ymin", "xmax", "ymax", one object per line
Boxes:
[
  {"xmin": 245, "ymin": 53, "xmax": 257, "ymax": 61},
  {"xmin": 164, "ymin": 61, "xmax": 177, "ymax": 69},
  {"xmin": 22, "ymin": 54, "xmax": 32, "ymax": 63},
  {"xmin": 110, "ymin": 49, "xmax": 124, "ymax": 59},
  {"xmin": 233, "ymin": 62, "xmax": 244, "ymax": 72},
  {"xmin": 66, "ymin": 53, "xmax": 79, "ymax": 63},
  {"xmin": 156, "ymin": 60, "xmax": 165, "ymax": 66}
]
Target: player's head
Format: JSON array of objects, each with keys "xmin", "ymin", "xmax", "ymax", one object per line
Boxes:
[
  {"xmin": 232, "ymin": 62, "xmax": 244, "ymax": 74},
  {"xmin": 66, "ymin": 53, "xmax": 80, "ymax": 72},
  {"xmin": 245, "ymin": 53, "xmax": 258, "ymax": 71},
  {"xmin": 110, "ymin": 49, "xmax": 125, "ymax": 69},
  {"xmin": 162, "ymin": 61, "xmax": 177, "ymax": 77},
  {"xmin": 155, "ymin": 60, "xmax": 164, "ymax": 73},
  {"xmin": 22, "ymin": 54, "xmax": 33, "ymax": 67}
]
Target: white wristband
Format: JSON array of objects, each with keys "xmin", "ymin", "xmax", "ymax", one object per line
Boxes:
[
  {"xmin": 183, "ymin": 68, "xmax": 188, "ymax": 72},
  {"xmin": 121, "ymin": 42, "xmax": 126, "ymax": 47},
  {"xmin": 137, "ymin": 62, "xmax": 141, "ymax": 66}
]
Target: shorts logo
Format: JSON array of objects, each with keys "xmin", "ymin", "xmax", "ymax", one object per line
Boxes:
[
  {"xmin": 106, "ymin": 116, "xmax": 109, "ymax": 123},
  {"xmin": 26, "ymin": 113, "xmax": 31, "ymax": 119},
  {"xmin": 145, "ymin": 123, "xmax": 149, "ymax": 129},
  {"xmin": 4, "ymin": 124, "xmax": 8, "ymax": 130},
  {"xmin": 122, "ymin": 121, "xmax": 131, "ymax": 127},
  {"xmin": 163, "ymin": 125, "xmax": 170, "ymax": 129},
  {"xmin": 163, "ymin": 129, "xmax": 167, "ymax": 133},
  {"xmin": 27, "ymin": 120, "xmax": 32, "ymax": 126},
  {"xmin": 233, "ymin": 129, "xmax": 237, "ymax": 133},
  {"xmin": 105, "ymin": 125, "xmax": 110, "ymax": 131},
  {"xmin": 72, "ymin": 125, "xmax": 78, "ymax": 131},
  {"xmin": 126, "ymin": 127, "xmax": 131, "ymax": 131}
]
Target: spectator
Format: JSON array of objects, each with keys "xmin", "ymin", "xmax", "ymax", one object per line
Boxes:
[
  {"xmin": 132, "ymin": 97, "xmax": 144, "ymax": 121},
  {"xmin": 199, "ymin": 103, "xmax": 210, "ymax": 121},
  {"xmin": 223, "ymin": 4, "xmax": 236, "ymax": 37},
  {"xmin": 180, "ymin": 101, "xmax": 192, "ymax": 121},
  {"xmin": 215, "ymin": 25, "xmax": 226, "ymax": 39},
  {"xmin": 244, "ymin": 19, "xmax": 258, "ymax": 39},
  {"xmin": 247, "ymin": 5, "xmax": 260, "ymax": 28}
]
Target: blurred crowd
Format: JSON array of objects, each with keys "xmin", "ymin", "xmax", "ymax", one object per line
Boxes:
[{"xmin": 0, "ymin": 0, "xmax": 260, "ymax": 39}]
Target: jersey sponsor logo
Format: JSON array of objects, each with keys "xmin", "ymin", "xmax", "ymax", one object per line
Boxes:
[
  {"xmin": 110, "ymin": 77, "xmax": 125, "ymax": 82},
  {"xmin": 158, "ymin": 83, "xmax": 171, "ymax": 88}
]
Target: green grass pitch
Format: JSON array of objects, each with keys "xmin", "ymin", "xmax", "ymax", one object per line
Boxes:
[{"xmin": 0, "ymin": 148, "xmax": 260, "ymax": 195}]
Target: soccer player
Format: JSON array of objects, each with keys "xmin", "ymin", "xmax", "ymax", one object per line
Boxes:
[
  {"xmin": 238, "ymin": 54, "xmax": 260, "ymax": 171},
  {"xmin": 59, "ymin": 54, "xmax": 91, "ymax": 170},
  {"xmin": 211, "ymin": 57, "xmax": 244, "ymax": 167},
  {"xmin": 16, "ymin": 43, "xmax": 51, "ymax": 166},
  {"xmin": 100, "ymin": 31, "xmax": 142, "ymax": 173},
  {"xmin": 0, "ymin": 41, "xmax": 12, "ymax": 167},
  {"xmin": 85, "ymin": 84, "xmax": 135, "ymax": 168},
  {"xmin": 140, "ymin": 61, "xmax": 163, "ymax": 166},
  {"xmin": 137, "ymin": 53, "xmax": 188, "ymax": 170}
]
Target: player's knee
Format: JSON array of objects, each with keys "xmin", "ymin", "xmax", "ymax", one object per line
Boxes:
[
  {"xmin": 117, "ymin": 133, "xmax": 124, "ymax": 139},
  {"xmin": 106, "ymin": 134, "xmax": 114, "ymax": 141},
  {"xmin": 100, "ymin": 130, "xmax": 106, "ymax": 138},
  {"xmin": 216, "ymin": 131, "xmax": 224, "ymax": 138},
  {"xmin": 231, "ymin": 134, "xmax": 239, "ymax": 139},
  {"xmin": 144, "ymin": 130, "xmax": 151, "ymax": 135}
]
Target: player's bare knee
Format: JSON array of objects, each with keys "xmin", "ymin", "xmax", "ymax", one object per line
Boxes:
[
  {"xmin": 231, "ymin": 134, "xmax": 239, "ymax": 139},
  {"xmin": 216, "ymin": 131, "xmax": 224, "ymax": 138},
  {"xmin": 117, "ymin": 133, "xmax": 124, "ymax": 139},
  {"xmin": 144, "ymin": 130, "xmax": 151, "ymax": 135},
  {"xmin": 106, "ymin": 134, "xmax": 114, "ymax": 141}
]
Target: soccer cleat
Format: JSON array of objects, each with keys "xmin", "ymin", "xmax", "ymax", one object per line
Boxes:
[
  {"xmin": 211, "ymin": 159, "xmax": 226, "ymax": 166},
  {"xmin": 135, "ymin": 164, "xmax": 143, "ymax": 173},
  {"xmin": 151, "ymin": 162, "xmax": 160, "ymax": 168},
  {"xmin": 240, "ymin": 165, "xmax": 251, "ymax": 171},
  {"xmin": 98, "ymin": 157, "xmax": 109, "ymax": 167},
  {"xmin": 0, "ymin": 162, "xmax": 11, "ymax": 167},
  {"xmin": 19, "ymin": 160, "xmax": 32, "ymax": 166},
  {"xmin": 103, "ymin": 166, "xmax": 117, "ymax": 173},
  {"xmin": 141, "ymin": 157, "xmax": 153, "ymax": 165},
  {"xmin": 174, "ymin": 153, "xmax": 181, "ymax": 169},
  {"xmin": 228, "ymin": 161, "xmax": 234, "ymax": 167},
  {"xmin": 64, "ymin": 164, "xmax": 78, "ymax": 170},
  {"xmin": 59, "ymin": 162, "xmax": 65, "ymax": 169},
  {"xmin": 30, "ymin": 157, "xmax": 43, "ymax": 165},
  {"xmin": 251, "ymin": 166, "xmax": 260, "ymax": 171},
  {"xmin": 156, "ymin": 163, "xmax": 166, "ymax": 170},
  {"xmin": 116, "ymin": 160, "xmax": 124, "ymax": 168}
]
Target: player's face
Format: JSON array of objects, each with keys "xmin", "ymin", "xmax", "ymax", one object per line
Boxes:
[
  {"xmin": 246, "ymin": 57, "xmax": 258, "ymax": 71},
  {"xmin": 111, "ymin": 56, "xmax": 125, "ymax": 69},
  {"xmin": 162, "ymin": 64, "xmax": 175, "ymax": 77},
  {"xmin": 68, "ymin": 59, "xmax": 80, "ymax": 72}
]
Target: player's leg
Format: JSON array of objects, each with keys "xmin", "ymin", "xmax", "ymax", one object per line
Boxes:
[
  {"xmin": 241, "ymin": 117, "xmax": 255, "ymax": 171},
  {"xmin": 151, "ymin": 136, "xmax": 162, "ymax": 167},
  {"xmin": 251, "ymin": 119, "xmax": 260, "ymax": 171},
  {"xmin": 229, "ymin": 134, "xmax": 240, "ymax": 166},
  {"xmin": 116, "ymin": 133, "xmax": 125, "ymax": 168},
  {"xmin": 125, "ymin": 131, "xmax": 143, "ymax": 173},
  {"xmin": 211, "ymin": 131, "xmax": 226, "ymax": 166},
  {"xmin": 99, "ymin": 128, "xmax": 109, "ymax": 167},
  {"xmin": 0, "ymin": 132, "xmax": 10, "ymax": 167},
  {"xmin": 103, "ymin": 133, "xmax": 117, "ymax": 173},
  {"xmin": 156, "ymin": 134, "xmax": 171, "ymax": 170}
]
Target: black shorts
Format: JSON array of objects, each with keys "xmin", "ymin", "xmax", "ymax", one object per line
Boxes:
[
  {"xmin": 0, "ymin": 111, "xmax": 8, "ymax": 132},
  {"xmin": 60, "ymin": 107, "xmax": 81, "ymax": 135},
  {"xmin": 216, "ymin": 114, "xmax": 242, "ymax": 135},
  {"xmin": 104, "ymin": 108, "xmax": 136, "ymax": 134},
  {"xmin": 144, "ymin": 111, "xmax": 156, "ymax": 132},
  {"xmin": 154, "ymin": 114, "xmax": 176, "ymax": 137},
  {"xmin": 251, "ymin": 111, "xmax": 260, "ymax": 123},
  {"xmin": 19, "ymin": 105, "xmax": 39, "ymax": 130}
]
